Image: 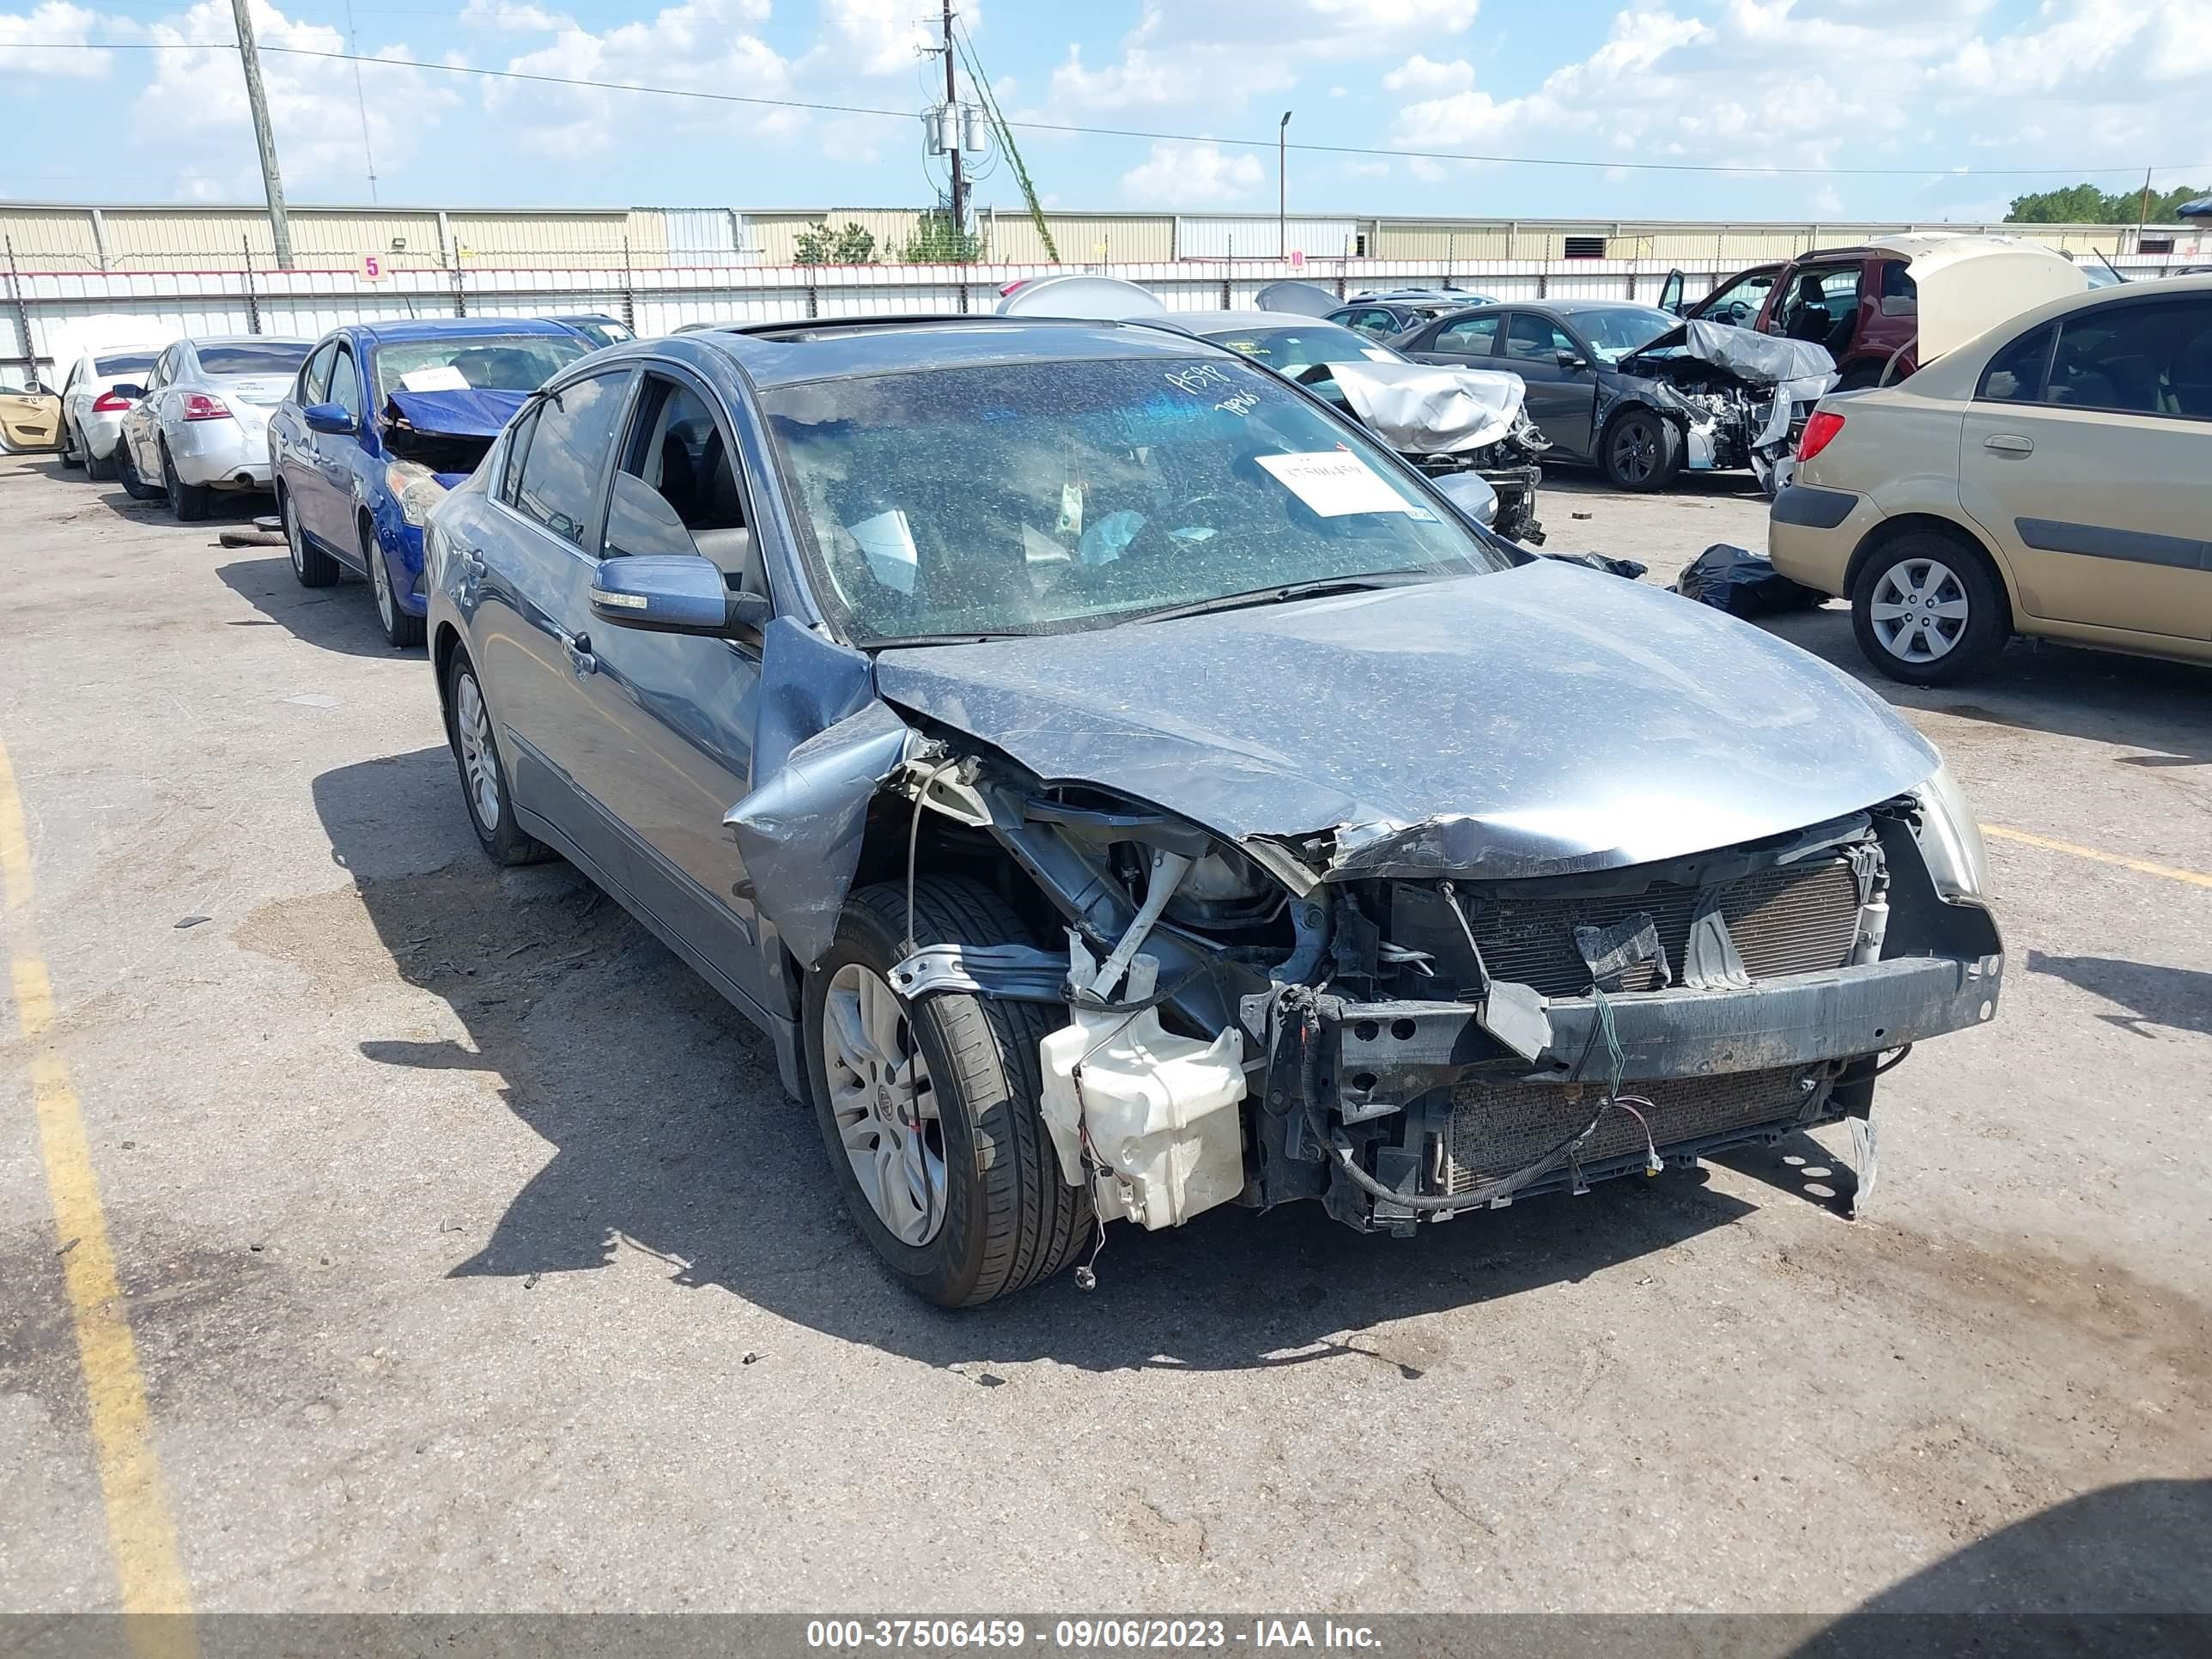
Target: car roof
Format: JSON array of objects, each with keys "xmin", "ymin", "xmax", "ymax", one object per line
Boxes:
[
  {"xmin": 684, "ymin": 316, "xmax": 1225, "ymax": 389},
  {"xmin": 346, "ymin": 318, "xmax": 582, "ymax": 346},
  {"xmin": 185, "ymin": 334, "xmax": 315, "ymax": 348},
  {"xmin": 1162, "ymin": 310, "xmax": 1361, "ymax": 335}
]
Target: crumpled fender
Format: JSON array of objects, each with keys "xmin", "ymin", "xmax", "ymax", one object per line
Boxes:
[{"xmin": 721, "ymin": 618, "xmax": 921, "ymax": 966}]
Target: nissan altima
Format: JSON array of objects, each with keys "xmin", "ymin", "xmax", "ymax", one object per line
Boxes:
[{"xmin": 424, "ymin": 318, "xmax": 2003, "ymax": 1306}]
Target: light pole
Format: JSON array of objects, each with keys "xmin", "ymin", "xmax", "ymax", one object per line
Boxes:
[{"xmin": 1279, "ymin": 111, "xmax": 1292, "ymax": 260}]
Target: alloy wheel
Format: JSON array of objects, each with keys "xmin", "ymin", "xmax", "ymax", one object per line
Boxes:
[
  {"xmin": 370, "ymin": 538, "xmax": 397, "ymax": 632},
  {"xmin": 1610, "ymin": 421, "xmax": 1656, "ymax": 484},
  {"xmin": 1869, "ymin": 558, "xmax": 1970, "ymax": 664},
  {"xmin": 453, "ymin": 672, "xmax": 501, "ymax": 831},
  {"xmin": 822, "ymin": 963, "xmax": 944, "ymax": 1247}
]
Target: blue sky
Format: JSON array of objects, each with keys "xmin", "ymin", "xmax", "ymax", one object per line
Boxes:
[{"xmin": 3, "ymin": 0, "xmax": 2206, "ymax": 222}]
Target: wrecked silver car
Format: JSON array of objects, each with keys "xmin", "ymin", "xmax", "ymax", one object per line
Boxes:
[
  {"xmin": 1615, "ymin": 319, "xmax": 1838, "ymax": 493},
  {"xmin": 427, "ymin": 318, "xmax": 2002, "ymax": 1307}
]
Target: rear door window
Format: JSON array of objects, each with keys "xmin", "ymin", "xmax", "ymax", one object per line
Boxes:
[
  {"xmin": 2044, "ymin": 299, "xmax": 2212, "ymax": 418},
  {"xmin": 1977, "ymin": 325, "xmax": 2053, "ymax": 404},
  {"xmin": 513, "ymin": 369, "xmax": 635, "ymax": 546},
  {"xmin": 1436, "ymin": 313, "xmax": 1503, "ymax": 357}
]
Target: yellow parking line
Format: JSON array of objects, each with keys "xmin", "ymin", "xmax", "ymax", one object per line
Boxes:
[
  {"xmin": 0, "ymin": 734, "xmax": 198, "ymax": 1651},
  {"xmin": 1984, "ymin": 823, "xmax": 2212, "ymax": 890}
]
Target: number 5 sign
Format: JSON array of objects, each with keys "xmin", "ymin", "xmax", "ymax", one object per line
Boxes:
[{"xmin": 361, "ymin": 253, "xmax": 388, "ymax": 283}]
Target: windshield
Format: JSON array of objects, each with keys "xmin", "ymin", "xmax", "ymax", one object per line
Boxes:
[
  {"xmin": 1200, "ymin": 321, "xmax": 1405, "ymax": 374},
  {"xmin": 200, "ymin": 343, "xmax": 312, "ymax": 376},
  {"xmin": 764, "ymin": 355, "xmax": 1513, "ymax": 646},
  {"xmin": 1566, "ymin": 307, "xmax": 1680, "ymax": 363},
  {"xmin": 371, "ymin": 335, "xmax": 588, "ymax": 401}
]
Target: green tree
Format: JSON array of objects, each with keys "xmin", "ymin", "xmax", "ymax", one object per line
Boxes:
[
  {"xmin": 902, "ymin": 210, "xmax": 983, "ymax": 264},
  {"xmin": 793, "ymin": 221, "xmax": 878, "ymax": 265},
  {"xmin": 2006, "ymin": 182, "xmax": 2207, "ymax": 223}
]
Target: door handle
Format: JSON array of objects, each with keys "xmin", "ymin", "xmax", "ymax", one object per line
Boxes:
[
  {"xmin": 562, "ymin": 630, "xmax": 598, "ymax": 677},
  {"xmin": 1984, "ymin": 434, "xmax": 2033, "ymax": 455}
]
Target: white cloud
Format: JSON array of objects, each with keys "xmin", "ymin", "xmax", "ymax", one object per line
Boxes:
[
  {"xmin": 132, "ymin": 2, "xmax": 456, "ymax": 194},
  {"xmin": 818, "ymin": 0, "xmax": 938, "ymax": 76},
  {"xmin": 483, "ymin": 0, "xmax": 792, "ymax": 161},
  {"xmin": 0, "ymin": 2, "xmax": 134, "ymax": 76},
  {"xmin": 1382, "ymin": 54, "xmax": 1473, "ymax": 94},
  {"xmin": 1380, "ymin": 0, "xmax": 2209, "ymax": 198},
  {"xmin": 1045, "ymin": 0, "xmax": 1476, "ymax": 120},
  {"xmin": 1120, "ymin": 140, "xmax": 1264, "ymax": 205}
]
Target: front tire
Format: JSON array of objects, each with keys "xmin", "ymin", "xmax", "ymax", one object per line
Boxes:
[
  {"xmin": 1851, "ymin": 531, "xmax": 2008, "ymax": 685},
  {"xmin": 366, "ymin": 520, "xmax": 426, "ymax": 648},
  {"xmin": 282, "ymin": 489, "xmax": 339, "ymax": 587},
  {"xmin": 806, "ymin": 878, "xmax": 1091, "ymax": 1308},
  {"xmin": 116, "ymin": 436, "xmax": 161, "ymax": 501},
  {"xmin": 1601, "ymin": 407, "xmax": 1680, "ymax": 491},
  {"xmin": 161, "ymin": 439, "xmax": 212, "ymax": 521},
  {"xmin": 444, "ymin": 650, "xmax": 548, "ymax": 866}
]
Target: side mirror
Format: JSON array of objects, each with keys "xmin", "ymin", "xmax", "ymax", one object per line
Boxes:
[
  {"xmin": 1554, "ymin": 348, "xmax": 1589, "ymax": 370},
  {"xmin": 590, "ymin": 552, "xmax": 765, "ymax": 636},
  {"xmin": 303, "ymin": 401, "xmax": 356, "ymax": 434},
  {"xmin": 107, "ymin": 383, "xmax": 145, "ymax": 401},
  {"xmin": 1431, "ymin": 471, "xmax": 1499, "ymax": 532}
]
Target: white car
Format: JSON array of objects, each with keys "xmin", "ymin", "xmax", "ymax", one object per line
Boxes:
[
  {"xmin": 58, "ymin": 344, "xmax": 166, "ymax": 480},
  {"xmin": 112, "ymin": 335, "xmax": 314, "ymax": 519}
]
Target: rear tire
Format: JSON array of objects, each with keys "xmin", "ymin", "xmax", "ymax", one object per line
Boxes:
[
  {"xmin": 282, "ymin": 489, "xmax": 339, "ymax": 587},
  {"xmin": 1850, "ymin": 531, "xmax": 2008, "ymax": 685},
  {"xmin": 85, "ymin": 431, "xmax": 117, "ymax": 482},
  {"xmin": 366, "ymin": 519, "xmax": 426, "ymax": 648},
  {"xmin": 59, "ymin": 420, "xmax": 83, "ymax": 470},
  {"xmin": 161, "ymin": 439, "xmax": 212, "ymax": 521},
  {"xmin": 1601, "ymin": 407, "xmax": 1680, "ymax": 492},
  {"xmin": 805, "ymin": 878, "xmax": 1091, "ymax": 1308},
  {"xmin": 444, "ymin": 649, "xmax": 549, "ymax": 866}
]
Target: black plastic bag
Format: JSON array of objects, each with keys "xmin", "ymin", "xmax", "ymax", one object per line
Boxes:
[
  {"xmin": 1672, "ymin": 543, "xmax": 1825, "ymax": 617},
  {"xmin": 1543, "ymin": 550, "xmax": 1648, "ymax": 581}
]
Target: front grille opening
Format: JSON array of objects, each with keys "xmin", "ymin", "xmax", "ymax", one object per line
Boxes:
[{"xmin": 1447, "ymin": 1068, "xmax": 1816, "ymax": 1194}]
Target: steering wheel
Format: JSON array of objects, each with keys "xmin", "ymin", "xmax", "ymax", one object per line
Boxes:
[{"xmin": 1722, "ymin": 300, "xmax": 1752, "ymax": 325}]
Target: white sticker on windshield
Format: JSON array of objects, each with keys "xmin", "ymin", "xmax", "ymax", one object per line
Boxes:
[
  {"xmin": 1361, "ymin": 348, "xmax": 1398, "ymax": 362},
  {"xmin": 1255, "ymin": 451, "xmax": 1414, "ymax": 518},
  {"xmin": 848, "ymin": 508, "xmax": 919, "ymax": 594},
  {"xmin": 399, "ymin": 366, "xmax": 469, "ymax": 392}
]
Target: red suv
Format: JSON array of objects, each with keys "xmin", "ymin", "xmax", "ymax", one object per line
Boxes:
[{"xmin": 1660, "ymin": 244, "xmax": 1922, "ymax": 390}]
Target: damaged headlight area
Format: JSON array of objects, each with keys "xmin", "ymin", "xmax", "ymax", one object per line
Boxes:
[
  {"xmin": 1614, "ymin": 320, "xmax": 1840, "ymax": 494},
  {"xmin": 732, "ymin": 720, "xmax": 2004, "ymax": 1255},
  {"xmin": 385, "ymin": 460, "xmax": 450, "ymax": 527}
]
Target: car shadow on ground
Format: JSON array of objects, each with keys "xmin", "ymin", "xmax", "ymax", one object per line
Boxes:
[
  {"xmin": 1757, "ymin": 605, "xmax": 2212, "ymax": 766},
  {"xmin": 2025, "ymin": 950, "xmax": 2212, "ymax": 1040},
  {"xmin": 313, "ymin": 745, "xmax": 1765, "ymax": 1374},
  {"xmin": 1544, "ymin": 468, "xmax": 1768, "ymax": 504},
  {"xmin": 216, "ymin": 554, "xmax": 398, "ymax": 659},
  {"xmin": 1791, "ymin": 1480, "xmax": 2212, "ymax": 1650}
]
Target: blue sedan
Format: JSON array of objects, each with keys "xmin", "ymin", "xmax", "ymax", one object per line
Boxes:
[{"xmin": 269, "ymin": 319, "xmax": 591, "ymax": 646}]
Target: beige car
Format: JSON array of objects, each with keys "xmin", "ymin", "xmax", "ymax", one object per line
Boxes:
[{"xmin": 1769, "ymin": 276, "xmax": 2212, "ymax": 684}]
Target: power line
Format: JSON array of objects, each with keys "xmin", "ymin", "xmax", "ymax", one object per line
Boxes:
[{"xmin": 9, "ymin": 39, "xmax": 2209, "ymax": 179}]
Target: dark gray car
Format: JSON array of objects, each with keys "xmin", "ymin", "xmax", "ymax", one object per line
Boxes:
[{"xmin": 425, "ymin": 317, "xmax": 2002, "ymax": 1306}]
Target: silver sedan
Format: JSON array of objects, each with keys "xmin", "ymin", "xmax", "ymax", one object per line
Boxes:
[{"xmin": 114, "ymin": 335, "xmax": 314, "ymax": 520}]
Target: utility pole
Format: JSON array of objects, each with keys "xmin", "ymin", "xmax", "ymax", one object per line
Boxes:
[
  {"xmin": 1279, "ymin": 112, "xmax": 1292, "ymax": 259},
  {"xmin": 942, "ymin": 0, "xmax": 965, "ymax": 238},
  {"xmin": 230, "ymin": 0, "xmax": 295, "ymax": 270}
]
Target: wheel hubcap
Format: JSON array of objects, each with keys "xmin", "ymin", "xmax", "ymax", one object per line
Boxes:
[
  {"xmin": 1869, "ymin": 558, "xmax": 1969, "ymax": 663},
  {"xmin": 453, "ymin": 673, "xmax": 501, "ymax": 830},
  {"xmin": 372, "ymin": 541, "xmax": 395, "ymax": 628},
  {"xmin": 823, "ymin": 963, "xmax": 944, "ymax": 1246},
  {"xmin": 1614, "ymin": 423, "xmax": 1654, "ymax": 481}
]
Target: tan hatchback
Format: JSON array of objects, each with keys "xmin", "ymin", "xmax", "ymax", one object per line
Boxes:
[{"xmin": 1769, "ymin": 276, "xmax": 2212, "ymax": 684}]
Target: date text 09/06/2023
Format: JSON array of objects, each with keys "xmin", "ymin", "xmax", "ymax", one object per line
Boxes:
[{"xmin": 805, "ymin": 1619, "xmax": 1383, "ymax": 1651}]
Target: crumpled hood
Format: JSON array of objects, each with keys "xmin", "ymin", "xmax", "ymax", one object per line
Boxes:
[
  {"xmin": 1324, "ymin": 359, "xmax": 1527, "ymax": 454},
  {"xmin": 873, "ymin": 560, "xmax": 1939, "ymax": 879},
  {"xmin": 383, "ymin": 387, "xmax": 529, "ymax": 440}
]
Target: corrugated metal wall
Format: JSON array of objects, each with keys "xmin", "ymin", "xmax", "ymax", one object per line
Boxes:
[{"xmin": 0, "ymin": 203, "xmax": 2173, "ymax": 276}]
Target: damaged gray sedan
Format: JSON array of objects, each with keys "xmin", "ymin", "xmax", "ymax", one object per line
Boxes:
[{"xmin": 426, "ymin": 317, "xmax": 2002, "ymax": 1307}]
